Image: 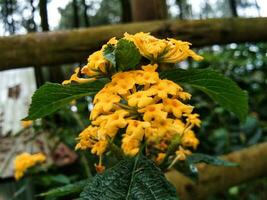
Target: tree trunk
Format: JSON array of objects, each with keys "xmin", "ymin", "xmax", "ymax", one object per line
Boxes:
[
  {"xmin": 166, "ymin": 142, "xmax": 267, "ymax": 200},
  {"xmin": 8, "ymin": 0, "xmax": 15, "ymax": 34},
  {"xmin": 82, "ymin": 0, "xmax": 90, "ymax": 27},
  {"xmin": 1, "ymin": 17, "xmax": 267, "ymax": 70},
  {"xmin": 2, "ymin": 0, "xmax": 16, "ymax": 34},
  {"xmin": 229, "ymin": 0, "xmax": 238, "ymax": 17},
  {"xmin": 39, "ymin": 0, "xmax": 49, "ymax": 31},
  {"xmin": 119, "ymin": 0, "xmax": 132, "ymax": 23},
  {"xmin": 131, "ymin": 0, "xmax": 167, "ymax": 21},
  {"xmin": 39, "ymin": 0, "xmax": 64, "ymax": 83},
  {"xmin": 29, "ymin": 0, "xmax": 37, "ymax": 32},
  {"xmin": 176, "ymin": 0, "xmax": 184, "ymax": 19},
  {"xmin": 72, "ymin": 0, "xmax": 80, "ymax": 28},
  {"xmin": 37, "ymin": 0, "xmax": 50, "ymax": 86},
  {"xmin": 254, "ymin": 0, "xmax": 261, "ymax": 17}
]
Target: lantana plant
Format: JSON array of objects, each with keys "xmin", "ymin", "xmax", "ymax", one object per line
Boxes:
[{"xmin": 20, "ymin": 32, "xmax": 247, "ymax": 199}]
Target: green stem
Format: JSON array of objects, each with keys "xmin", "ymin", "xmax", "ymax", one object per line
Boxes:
[
  {"xmin": 108, "ymin": 138, "xmax": 125, "ymax": 160},
  {"xmin": 80, "ymin": 153, "xmax": 92, "ymax": 178},
  {"xmin": 159, "ymin": 135, "xmax": 181, "ymax": 170}
]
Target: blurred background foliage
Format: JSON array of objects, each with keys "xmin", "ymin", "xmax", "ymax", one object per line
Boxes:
[{"xmin": 0, "ymin": 0, "xmax": 266, "ymax": 199}]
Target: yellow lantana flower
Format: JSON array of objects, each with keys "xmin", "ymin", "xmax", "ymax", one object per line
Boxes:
[
  {"xmin": 82, "ymin": 37, "xmax": 118, "ymax": 77},
  {"xmin": 69, "ymin": 33, "xmax": 204, "ymax": 172},
  {"xmin": 139, "ymin": 104, "xmax": 168, "ymax": 122},
  {"xmin": 75, "ymin": 125, "xmax": 98, "ymax": 150},
  {"xmin": 91, "ymin": 140, "xmax": 108, "ymax": 156},
  {"xmin": 163, "ymin": 98, "xmax": 193, "ymax": 118},
  {"xmin": 122, "ymin": 120, "xmax": 150, "ymax": 156},
  {"xmin": 181, "ymin": 130, "xmax": 199, "ymax": 149},
  {"xmin": 124, "ymin": 32, "xmax": 203, "ymax": 63},
  {"xmin": 82, "ymin": 51, "xmax": 108, "ymax": 76},
  {"xmin": 13, "ymin": 152, "xmax": 46, "ymax": 180},
  {"xmin": 127, "ymin": 90, "xmax": 155, "ymax": 108},
  {"xmin": 148, "ymin": 79, "xmax": 183, "ymax": 99},
  {"xmin": 175, "ymin": 146, "xmax": 192, "ymax": 161},
  {"xmin": 124, "ymin": 32, "xmax": 167, "ymax": 61},
  {"xmin": 156, "ymin": 153, "xmax": 166, "ymax": 164}
]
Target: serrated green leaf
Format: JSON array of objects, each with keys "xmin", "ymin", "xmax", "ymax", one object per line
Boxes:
[
  {"xmin": 103, "ymin": 44, "xmax": 116, "ymax": 67},
  {"xmin": 115, "ymin": 39, "xmax": 141, "ymax": 71},
  {"xmin": 187, "ymin": 153, "xmax": 238, "ymax": 167},
  {"xmin": 80, "ymin": 155, "xmax": 178, "ymax": 200},
  {"xmin": 24, "ymin": 79, "xmax": 108, "ymax": 120},
  {"xmin": 38, "ymin": 179, "xmax": 88, "ymax": 199},
  {"xmin": 161, "ymin": 68, "xmax": 248, "ymax": 121}
]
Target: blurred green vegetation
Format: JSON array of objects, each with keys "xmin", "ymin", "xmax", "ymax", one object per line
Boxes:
[{"xmin": 1, "ymin": 0, "xmax": 266, "ymax": 199}]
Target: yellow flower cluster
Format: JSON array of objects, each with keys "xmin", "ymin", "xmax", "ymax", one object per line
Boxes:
[
  {"xmin": 13, "ymin": 152, "xmax": 46, "ymax": 180},
  {"xmin": 76, "ymin": 64, "xmax": 201, "ymax": 168},
  {"xmin": 63, "ymin": 32, "xmax": 202, "ymax": 85},
  {"xmin": 63, "ymin": 32, "xmax": 203, "ymax": 170}
]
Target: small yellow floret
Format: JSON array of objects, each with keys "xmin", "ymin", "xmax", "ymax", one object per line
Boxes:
[
  {"xmin": 175, "ymin": 146, "xmax": 192, "ymax": 161},
  {"xmin": 62, "ymin": 68, "xmax": 94, "ymax": 85}
]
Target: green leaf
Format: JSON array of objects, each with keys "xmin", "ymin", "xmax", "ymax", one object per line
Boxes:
[
  {"xmin": 115, "ymin": 39, "xmax": 141, "ymax": 71},
  {"xmin": 38, "ymin": 179, "xmax": 88, "ymax": 199},
  {"xmin": 39, "ymin": 174, "xmax": 71, "ymax": 187},
  {"xmin": 24, "ymin": 79, "xmax": 108, "ymax": 120},
  {"xmin": 103, "ymin": 39, "xmax": 141, "ymax": 71},
  {"xmin": 80, "ymin": 155, "xmax": 178, "ymax": 200},
  {"xmin": 161, "ymin": 68, "xmax": 248, "ymax": 121},
  {"xmin": 187, "ymin": 153, "xmax": 238, "ymax": 167},
  {"xmin": 103, "ymin": 44, "xmax": 116, "ymax": 67}
]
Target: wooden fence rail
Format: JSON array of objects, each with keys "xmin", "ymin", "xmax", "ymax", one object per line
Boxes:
[{"xmin": 1, "ymin": 17, "xmax": 267, "ymax": 70}]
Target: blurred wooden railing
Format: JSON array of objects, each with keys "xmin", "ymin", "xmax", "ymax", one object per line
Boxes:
[
  {"xmin": 166, "ymin": 142, "xmax": 267, "ymax": 200},
  {"xmin": 0, "ymin": 17, "xmax": 267, "ymax": 71}
]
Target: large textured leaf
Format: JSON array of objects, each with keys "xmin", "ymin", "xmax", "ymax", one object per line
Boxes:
[
  {"xmin": 80, "ymin": 155, "xmax": 178, "ymax": 200},
  {"xmin": 115, "ymin": 39, "xmax": 141, "ymax": 71},
  {"xmin": 103, "ymin": 39, "xmax": 141, "ymax": 71},
  {"xmin": 38, "ymin": 179, "xmax": 88, "ymax": 199},
  {"xmin": 24, "ymin": 79, "xmax": 108, "ymax": 120},
  {"xmin": 187, "ymin": 153, "xmax": 238, "ymax": 167},
  {"xmin": 161, "ymin": 68, "xmax": 248, "ymax": 121}
]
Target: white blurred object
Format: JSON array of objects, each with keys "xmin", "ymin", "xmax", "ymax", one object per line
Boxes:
[{"xmin": 0, "ymin": 68, "xmax": 36, "ymax": 136}]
